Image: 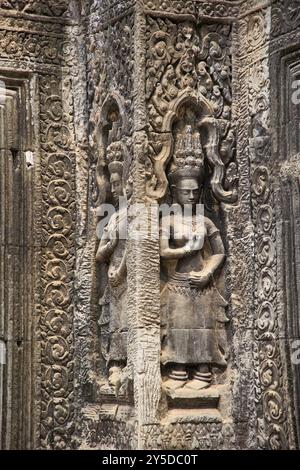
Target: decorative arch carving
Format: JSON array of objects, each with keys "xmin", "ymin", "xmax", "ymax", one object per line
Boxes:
[
  {"xmin": 146, "ymin": 89, "xmax": 237, "ymax": 202},
  {"xmin": 93, "ymin": 91, "xmax": 130, "ymax": 207}
]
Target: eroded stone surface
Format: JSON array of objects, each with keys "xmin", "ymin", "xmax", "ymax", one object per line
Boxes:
[{"xmin": 0, "ymin": 0, "xmax": 299, "ymax": 451}]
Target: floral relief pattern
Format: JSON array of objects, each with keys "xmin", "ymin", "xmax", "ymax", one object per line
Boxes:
[{"xmin": 39, "ymin": 73, "xmax": 76, "ymax": 449}]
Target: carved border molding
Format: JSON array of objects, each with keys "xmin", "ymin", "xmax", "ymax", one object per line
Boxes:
[
  {"xmin": 0, "ymin": 13, "xmax": 78, "ymax": 448},
  {"xmin": 90, "ymin": 0, "xmax": 134, "ymax": 25},
  {"xmin": 248, "ymin": 50, "xmax": 289, "ymax": 448},
  {"xmin": 0, "ymin": 0, "xmax": 90, "ymax": 25},
  {"xmin": 91, "ymin": 0, "xmax": 243, "ymax": 26},
  {"xmin": 0, "ymin": 15, "xmax": 68, "ymax": 37},
  {"xmin": 86, "ymin": 0, "xmax": 300, "ymax": 33},
  {"xmin": 252, "ymin": 166, "xmax": 288, "ymax": 449},
  {"xmin": 143, "ymin": 0, "xmax": 240, "ymax": 21},
  {"xmin": 0, "ymin": 0, "xmax": 70, "ymax": 19},
  {"xmin": 39, "ymin": 72, "xmax": 76, "ymax": 449},
  {"xmin": 233, "ymin": 2, "xmax": 295, "ymax": 449},
  {"xmin": 0, "ymin": 72, "xmax": 37, "ymax": 449},
  {"xmin": 270, "ymin": 43, "xmax": 300, "ymax": 447}
]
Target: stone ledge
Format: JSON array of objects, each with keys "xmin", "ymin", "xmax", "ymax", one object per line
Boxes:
[{"xmin": 161, "ymin": 408, "xmax": 222, "ymax": 425}]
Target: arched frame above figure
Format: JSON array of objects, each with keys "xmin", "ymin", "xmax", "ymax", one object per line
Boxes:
[
  {"xmin": 145, "ymin": 88, "xmax": 238, "ymax": 203},
  {"xmin": 92, "ymin": 91, "xmax": 132, "ymax": 208}
]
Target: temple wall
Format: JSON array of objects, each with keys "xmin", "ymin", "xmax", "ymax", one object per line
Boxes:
[{"xmin": 0, "ymin": 0, "xmax": 299, "ymax": 450}]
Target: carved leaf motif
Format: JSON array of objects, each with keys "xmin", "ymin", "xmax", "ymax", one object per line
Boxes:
[
  {"xmin": 45, "ymin": 365, "xmax": 69, "ymax": 396},
  {"xmin": 255, "ymin": 302, "xmax": 275, "ymax": 338},
  {"xmin": 257, "ymin": 205, "xmax": 273, "ymax": 233},
  {"xmin": 252, "ymin": 167, "xmax": 270, "ymax": 202},
  {"xmin": 46, "ymin": 336, "xmax": 70, "ymax": 364},
  {"xmin": 45, "ymin": 282, "xmax": 70, "ymax": 308},
  {"xmin": 258, "ymin": 268, "xmax": 276, "ymax": 301},
  {"xmin": 47, "ymin": 155, "xmax": 72, "ymax": 179},
  {"xmin": 260, "ymin": 360, "xmax": 279, "ymax": 389},
  {"xmin": 264, "ymin": 391, "xmax": 284, "ymax": 422},
  {"xmin": 53, "ymin": 398, "xmax": 70, "ymax": 425},
  {"xmin": 268, "ymin": 425, "xmax": 287, "ymax": 450},
  {"xmin": 48, "ymin": 180, "xmax": 72, "ymax": 206},
  {"xmin": 45, "ymin": 309, "xmax": 71, "ymax": 337},
  {"xmin": 257, "ymin": 236, "xmax": 275, "ymax": 267},
  {"xmin": 47, "ymin": 125, "xmax": 71, "ymax": 150},
  {"xmin": 46, "ymin": 260, "xmax": 68, "ymax": 281}
]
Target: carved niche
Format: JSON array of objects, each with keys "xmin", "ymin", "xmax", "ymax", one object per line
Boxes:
[
  {"xmin": 142, "ymin": 17, "xmax": 238, "ymax": 411},
  {"xmin": 160, "ymin": 115, "xmax": 230, "ymax": 398},
  {"xmin": 94, "ymin": 93, "xmax": 133, "ymax": 398}
]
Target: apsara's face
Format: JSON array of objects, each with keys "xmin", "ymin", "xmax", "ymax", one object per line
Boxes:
[
  {"xmin": 110, "ymin": 172, "xmax": 123, "ymax": 204},
  {"xmin": 173, "ymin": 178, "xmax": 201, "ymax": 207}
]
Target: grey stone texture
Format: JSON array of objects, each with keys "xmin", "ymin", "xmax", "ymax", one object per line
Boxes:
[{"xmin": 0, "ymin": 0, "xmax": 299, "ymax": 450}]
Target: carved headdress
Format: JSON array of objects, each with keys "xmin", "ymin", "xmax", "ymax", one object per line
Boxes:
[
  {"xmin": 106, "ymin": 141, "xmax": 124, "ymax": 176},
  {"xmin": 168, "ymin": 125, "xmax": 205, "ymax": 187}
]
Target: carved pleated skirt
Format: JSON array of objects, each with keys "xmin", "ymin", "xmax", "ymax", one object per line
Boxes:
[
  {"xmin": 160, "ymin": 276, "xmax": 229, "ymax": 367},
  {"xmin": 99, "ymin": 281, "xmax": 128, "ymax": 367}
]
